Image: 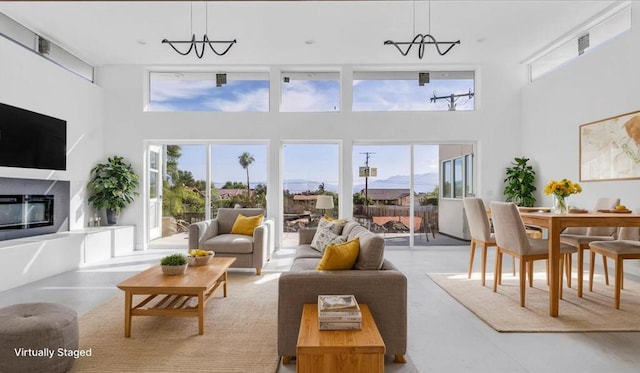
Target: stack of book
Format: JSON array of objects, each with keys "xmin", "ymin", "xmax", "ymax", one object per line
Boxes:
[{"xmin": 317, "ymin": 295, "xmax": 362, "ymax": 330}]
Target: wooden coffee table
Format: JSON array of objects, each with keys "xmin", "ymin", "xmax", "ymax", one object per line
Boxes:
[
  {"xmin": 296, "ymin": 303, "xmax": 385, "ymax": 373},
  {"xmin": 116, "ymin": 257, "xmax": 236, "ymax": 337}
]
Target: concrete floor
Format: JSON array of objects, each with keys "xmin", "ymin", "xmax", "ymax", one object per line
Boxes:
[{"xmin": 2, "ymin": 238, "xmax": 640, "ymax": 372}]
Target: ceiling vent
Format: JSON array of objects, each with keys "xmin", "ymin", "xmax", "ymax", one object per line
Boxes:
[
  {"xmin": 216, "ymin": 73, "xmax": 227, "ymax": 87},
  {"xmin": 37, "ymin": 36, "xmax": 50, "ymax": 55},
  {"xmin": 418, "ymin": 72, "xmax": 430, "ymax": 86},
  {"xmin": 578, "ymin": 33, "xmax": 590, "ymax": 55}
]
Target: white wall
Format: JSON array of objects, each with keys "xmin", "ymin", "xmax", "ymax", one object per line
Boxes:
[
  {"xmin": 0, "ymin": 35, "xmax": 103, "ymax": 230},
  {"xmin": 99, "ymin": 62, "xmax": 524, "ymax": 249},
  {"xmin": 521, "ymin": 2, "xmax": 640, "ymax": 211},
  {"xmin": 522, "ymin": 3, "xmax": 640, "ymax": 274}
]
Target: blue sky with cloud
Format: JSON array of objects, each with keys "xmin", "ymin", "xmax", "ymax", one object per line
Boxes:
[
  {"xmin": 150, "ymin": 80, "xmax": 269, "ymax": 111},
  {"xmin": 281, "ymin": 80, "xmax": 340, "ymax": 112},
  {"xmin": 151, "ymin": 75, "xmax": 464, "ymax": 192},
  {"xmin": 353, "ymin": 78, "xmax": 474, "ymax": 111}
]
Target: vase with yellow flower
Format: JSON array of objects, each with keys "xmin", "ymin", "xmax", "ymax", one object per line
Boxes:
[{"xmin": 544, "ymin": 178, "xmax": 582, "ymax": 214}]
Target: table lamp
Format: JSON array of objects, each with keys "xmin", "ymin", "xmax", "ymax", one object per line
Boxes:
[{"xmin": 316, "ymin": 195, "xmax": 334, "ymax": 218}]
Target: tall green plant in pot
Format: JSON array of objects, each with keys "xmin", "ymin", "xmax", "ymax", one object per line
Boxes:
[
  {"xmin": 88, "ymin": 156, "xmax": 140, "ymax": 225},
  {"xmin": 503, "ymin": 156, "xmax": 537, "ymax": 207}
]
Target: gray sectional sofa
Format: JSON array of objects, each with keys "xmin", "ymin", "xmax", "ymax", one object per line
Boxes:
[{"xmin": 278, "ymin": 220, "xmax": 408, "ymax": 364}]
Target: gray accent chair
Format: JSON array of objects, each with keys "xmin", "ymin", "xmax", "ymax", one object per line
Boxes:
[
  {"xmin": 560, "ymin": 197, "xmax": 619, "ymax": 296},
  {"xmin": 589, "ymin": 227, "xmax": 640, "ymax": 309},
  {"xmin": 188, "ymin": 208, "xmax": 273, "ymax": 275},
  {"xmin": 490, "ymin": 201, "xmax": 577, "ymax": 307}
]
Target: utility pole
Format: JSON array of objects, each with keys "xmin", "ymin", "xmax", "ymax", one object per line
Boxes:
[
  {"xmin": 430, "ymin": 89, "xmax": 474, "ymax": 111},
  {"xmin": 360, "ymin": 152, "xmax": 375, "ymax": 222}
]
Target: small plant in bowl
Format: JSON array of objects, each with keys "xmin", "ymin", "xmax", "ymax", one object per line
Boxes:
[
  {"xmin": 187, "ymin": 249, "xmax": 215, "ymax": 266},
  {"xmin": 160, "ymin": 254, "xmax": 188, "ymax": 275}
]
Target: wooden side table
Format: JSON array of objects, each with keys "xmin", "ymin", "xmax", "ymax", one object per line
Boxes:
[{"xmin": 296, "ymin": 303, "xmax": 385, "ymax": 373}]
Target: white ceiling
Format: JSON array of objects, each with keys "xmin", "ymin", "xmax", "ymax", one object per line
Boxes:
[{"xmin": 0, "ymin": 1, "xmax": 622, "ymax": 67}]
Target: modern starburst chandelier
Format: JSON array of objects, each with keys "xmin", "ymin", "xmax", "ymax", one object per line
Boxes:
[
  {"xmin": 162, "ymin": 2, "xmax": 237, "ymax": 58},
  {"xmin": 384, "ymin": 0, "xmax": 460, "ymax": 58}
]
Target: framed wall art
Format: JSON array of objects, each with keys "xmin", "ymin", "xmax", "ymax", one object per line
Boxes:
[{"xmin": 580, "ymin": 110, "xmax": 640, "ymax": 181}]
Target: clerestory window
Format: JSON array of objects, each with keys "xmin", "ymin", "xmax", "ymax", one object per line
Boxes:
[
  {"xmin": 527, "ymin": 2, "xmax": 631, "ymax": 81},
  {"xmin": 352, "ymin": 71, "xmax": 475, "ymax": 112},
  {"xmin": 148, "ymin": 72, "xmax": 269, "ymax": 112},
  {"xmin": 280, "ymin": 72, "xmax": 340, "ymax": 112}
]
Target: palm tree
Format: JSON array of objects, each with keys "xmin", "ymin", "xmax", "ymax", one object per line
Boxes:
[{"xmin": 238, "ymin": 152, "xmax": 255, "ymax": 197}]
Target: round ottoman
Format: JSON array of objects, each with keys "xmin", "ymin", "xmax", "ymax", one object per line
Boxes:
[{"xmin": 0, "ymin": 302, "xmax": 78, "ymax": 373}]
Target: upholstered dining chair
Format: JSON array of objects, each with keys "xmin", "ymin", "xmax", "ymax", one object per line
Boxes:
[
  {"xmin": 560, "ymin": 197, "xmax": 619, "ymax": 296},
  {"xmin": 588, "ymin": 227, "xmax": 640, "ymax": 309},
  {"xmin": 490, "ymin": 201, "xmax": 577, "ymax": 307},
  {"xmin": 463, "ymin": 198, "xmax": 497, "ymax": 286}
]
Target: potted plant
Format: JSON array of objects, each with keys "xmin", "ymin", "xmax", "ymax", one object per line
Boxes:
[
  {"xmin": 160, "ymin": 254, "xmax": 188, "ymax": 275},
  {"xmin": 503, "ymin": 156, "xmax": 537, "ymax": 207},
  {"xmin": 87, "ymin": 156, "xmax": 140, "ymax": 225}
]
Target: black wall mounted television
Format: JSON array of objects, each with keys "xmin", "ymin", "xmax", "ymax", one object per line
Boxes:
[{"xmin": 0, "ymin": 102, "xmax": 67, "ymax": 171}]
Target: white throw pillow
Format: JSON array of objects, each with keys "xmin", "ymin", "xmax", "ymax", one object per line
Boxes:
[
  {"xmin": 317, "ymin": 216, "xmax": 347, "ymax": 235},
  {"xmin": 310, "ymin": 229, "xmax": 346, "ymax": 253}
]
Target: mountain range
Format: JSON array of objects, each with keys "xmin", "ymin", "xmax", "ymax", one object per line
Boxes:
[
  {"xmin": 353, "ymin": 172, "xmax": 438, "ymax": 194},
  {"xmin": 277, "ymin": 172, "xmax": 438, "ymax": 194},
  {"xmin": 215, "ymin": 172, "xmax": 438, "ymax": 194}
]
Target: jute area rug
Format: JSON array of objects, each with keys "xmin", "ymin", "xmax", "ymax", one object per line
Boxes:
[
  {"xmin": 71, "ymin": 272, "xmax": 280, "ymax": 373},
  {"xmin": 427, "ymin": 271, "xmax": 640, "ymax": 332}
]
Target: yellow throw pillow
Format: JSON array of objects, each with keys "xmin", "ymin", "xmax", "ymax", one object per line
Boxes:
[
  {"xmin": 316, "ymin": 238, "xmax": 360, "ymax": 270},
  {"xmin": 230, "ymin": 213, "xmax": 264, "ymax": 236},
  {"xmin": 323, "ymin": 215, "xmax": 346, "ymax": 224}
]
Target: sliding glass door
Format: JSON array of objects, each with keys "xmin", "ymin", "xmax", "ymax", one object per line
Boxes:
[
  {"xmin": 161, "ymin": 144, "xmax": 207, "ymax": 234},
  {"xmin": 352, "ymin": 143, "xmax": 440, "ymax": 247},
  {"xmin": 148, "ymin": 142, "xmax": 267, "ymax": 244},
  {"xmin": 210, "ymin": 144, "xmax": 267, "ymax": 217},
  {"xmin": 282, "ymin": 143, "xmax": 339, "ymax": 247},
  {"xmin": 148, "ymin": 145, "xmax": 163, "ymax": 240},
  {"xmin": 413, "ymin": 145, "xmax": 440, "ymax": 247},
  {"xmin": 352, "ymin": 145, "xmax": 411, "ymax": 245}
]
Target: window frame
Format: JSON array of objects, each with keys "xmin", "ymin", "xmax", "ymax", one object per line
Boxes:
[
  {"xmin": 442, "ymin": 160, "xmax": 453, "ymax": 199},
  {"xmin": 465, "ymin": 153, "xmax": 474, "ymax": 197},
  {"xmin": 147, "ymin": 71, "xmax": 270, "ymax": 112},
  {"xmin": 441, "ymin": 152, "xmax": 474, "ymax": 199},
  {"xmin": 453, "ymin": 157, "xmax": 464, "ymax": 198},
  {"xmin": 352, "ymin": 70, "xmax": 476, "ymax": 112},
  {"xmin": 527, "ymin": 2, "xmax": 631, "ymax": 81},
  {"xmin": 280, "ymin": 71, "xmax": 341, "ymax": 112}
]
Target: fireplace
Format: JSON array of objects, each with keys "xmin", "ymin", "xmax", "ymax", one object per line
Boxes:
[
  {"xmin": 0, "ymin": 195, "xmax": 54, "ymax": 230},
  {"xmin": 0, "ymin": 177, "xmax": 69, "ymax": 241}
]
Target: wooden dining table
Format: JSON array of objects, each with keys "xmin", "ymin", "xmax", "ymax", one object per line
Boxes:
[{"xmin": 518, "ymin": 211, "xmax": 640, "ymax": 317}]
